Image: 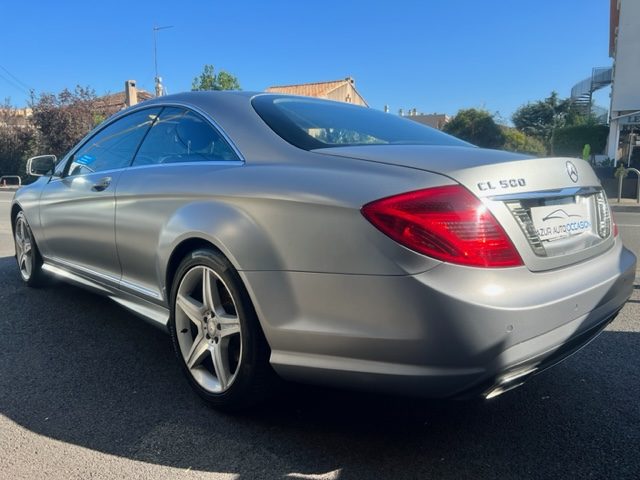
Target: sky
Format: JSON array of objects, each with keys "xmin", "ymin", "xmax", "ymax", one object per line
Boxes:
[{"xmin": 0, "ymin": 0, "xmax": 613, "ymax": 120}]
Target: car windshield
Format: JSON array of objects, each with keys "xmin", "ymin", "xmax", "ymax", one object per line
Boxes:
[{"xmin": 252, "ymin": 95, "xmax": 470, "ymax": 151}]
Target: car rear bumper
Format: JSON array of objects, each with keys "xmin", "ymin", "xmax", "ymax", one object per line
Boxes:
[
  {"xmin": 241, "ymin": 239, "xmax": 637, "ymax": 398},
  {"xmin": 459, "ymin": 307, "xmax": 620, "ymax": 400}
]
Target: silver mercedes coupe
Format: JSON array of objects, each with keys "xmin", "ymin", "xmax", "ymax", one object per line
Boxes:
[{"xmin": 11, "ymin": 92, "xmax": 636, "ymax": 409}]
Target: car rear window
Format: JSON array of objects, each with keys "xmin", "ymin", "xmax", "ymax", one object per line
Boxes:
[{"xmin": 252, "ymin": 95, "xmax": 469, "ymax": 151}]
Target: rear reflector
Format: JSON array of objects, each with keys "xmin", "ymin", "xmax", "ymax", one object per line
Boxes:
[{"xmin": 362, "ymin": 185, "xmax": 523, "ymax": 268}]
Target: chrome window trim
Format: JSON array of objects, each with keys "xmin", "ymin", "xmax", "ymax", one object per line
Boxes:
[
  {"xmin": 48, "ymin": 166, "xmax": 129, "ymax": 182},
  {"xmin": 48, "ymin": 159, "xmax": 244, "ymax": 183},
  {"xmin": 131, "ymin": 101, "xmax": 246, "ymax": 164},
  {"xmin": 48, "ymin": 101, "xmax": 245, "ymax": 183},
  {"xmin": 125, "ymin": 160, "xmax": 244, "ymax": 172},
  {"xmin": 57, "ymin": 106, "xmax": 164, "ymax": 179}
]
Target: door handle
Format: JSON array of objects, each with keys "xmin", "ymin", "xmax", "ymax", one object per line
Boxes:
[{"xmin": 91, "ymin": 177, "xmax": 112, "ymax": 192}]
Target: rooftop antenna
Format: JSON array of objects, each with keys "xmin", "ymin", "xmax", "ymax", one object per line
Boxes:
[{"xmin": 153, "ymin": 24, "xmax": 174, "ymax": 96}]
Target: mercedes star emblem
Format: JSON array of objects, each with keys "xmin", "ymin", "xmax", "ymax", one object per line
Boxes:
[{"xmin": 566, "ymin": 161, "xmax": 579, "ymax": 183}]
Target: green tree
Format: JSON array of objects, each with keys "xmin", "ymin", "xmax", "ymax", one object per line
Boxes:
[
  {"xmin": 512, "ymin": 91, "xmax": 587, "ymax": 151},
  {"xmin": 501, "ymin": 127, "xmax": 546, "ymax": 156},
  {"xmin": 191, "ymin": 65, "xmax": 241, "ymax": 91},
  {"xmin": 443, "ymin": 108, "xmax": 505, "ymax": 149}
]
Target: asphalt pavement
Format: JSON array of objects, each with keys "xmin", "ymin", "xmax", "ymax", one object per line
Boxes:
[
  {"xmin": 0, "ymin": 190, "xmax": 639, "ymax": 479},
  {"xmin": 0, "ymin": 190, "xmax": 14, "ymax": 257}
]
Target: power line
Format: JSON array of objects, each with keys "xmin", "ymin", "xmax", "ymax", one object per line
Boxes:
[
  {"xmin": 0, "ymin": 65, "xmax": 32, "ymax": 92},
  {"xmin": 0, "ymin": 70, "xmax": 30, "ymax": 96}
]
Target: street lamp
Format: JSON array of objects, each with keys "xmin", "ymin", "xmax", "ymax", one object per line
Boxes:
[{"xmin": 153, "ymin": 25, "xmax": 173, "ymax": 96}]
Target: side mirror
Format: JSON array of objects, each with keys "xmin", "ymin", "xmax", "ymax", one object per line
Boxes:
[{"xmin": 27, "ymin": 155, "xmax": 57, "ymax": 177}]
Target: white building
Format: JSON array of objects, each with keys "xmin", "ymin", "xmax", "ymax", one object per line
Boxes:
[{"xmin": 607, "ymin": 0, "xmax": 640, "ymax": 165}]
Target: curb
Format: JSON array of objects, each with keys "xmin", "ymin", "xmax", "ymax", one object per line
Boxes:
[{"xmin": 610, "ymin": 204, "xmax": 640, "ymax": 213}]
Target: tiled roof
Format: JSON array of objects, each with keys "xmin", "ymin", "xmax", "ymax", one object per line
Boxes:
[
  {"xmin": 96, "ymin": 89, "xmax": 154, "ymax": 109},
  {"xmin": 266, "ymin": 78, "xmax": 352, "ymax": 97}
]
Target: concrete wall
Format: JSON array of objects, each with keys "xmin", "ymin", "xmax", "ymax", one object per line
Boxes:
[
  {"xmin": 607, "ymin": 0, "xmax": 640, "ymax": 162},
  {"xmin": 611, "ymin": 0, "xmax": 640, "ymax": 111}
]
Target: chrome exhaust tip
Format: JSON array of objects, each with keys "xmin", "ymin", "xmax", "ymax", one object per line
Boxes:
[{"xmin": 484, "ymin": 367, "xmax": 538, "ymax": 400}]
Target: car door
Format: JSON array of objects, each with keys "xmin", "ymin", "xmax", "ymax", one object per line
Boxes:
[
  {"xmin": 115, "ymin": 106, "xmax": 243, "ymax": 302},
  {"xmin": 38, "ymin": 107, "xmax": 162, "ymax": 283}
]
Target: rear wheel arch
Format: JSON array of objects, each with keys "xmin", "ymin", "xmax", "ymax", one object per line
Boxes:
[{"xmin": 165, "ymin": 237, "xmax": 225, "ymax": 300}]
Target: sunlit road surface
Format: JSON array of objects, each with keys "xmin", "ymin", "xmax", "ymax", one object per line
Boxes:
[
  {"xmin": 0, "ymin": 190, "xmax": 638, "ymax": 479},
  {"xmin": 0, "ymin": 191, "xmax": 15, "ymax": 256},
  {"xmin": 614, "ymin": 210, "xmax": 640, "ymax": 277}
]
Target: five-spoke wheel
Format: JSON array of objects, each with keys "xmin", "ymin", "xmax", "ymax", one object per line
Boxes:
[
  {"xmin": 175, "ymin": 265, "xmax": 242, "ymax": 393},
  {"xmin": 170, "ymin": 249, "xmax": 273, "ymax": 409},
  {"xmin": 13, "ymin": 212, "xmax": 44, "ymax": 286}
]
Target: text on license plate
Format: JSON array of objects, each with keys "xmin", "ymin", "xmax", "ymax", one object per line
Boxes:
[{"xmin": 530, "ymin": 203, "xmax": 591, "ymax": 241}]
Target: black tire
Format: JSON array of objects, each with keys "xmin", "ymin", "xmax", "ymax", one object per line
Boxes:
[
  {"xmin": 14, "ymin": 211, "xmax": 46, "ymax": 288},
  {"xmin": 169, "ymin": 248, "xmax": 274, "ymax": 410}
]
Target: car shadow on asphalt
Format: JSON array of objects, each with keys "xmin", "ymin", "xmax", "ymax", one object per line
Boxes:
[{"xmin": 1, "ymin": 256, "xmax": 639, "ymax": 479}]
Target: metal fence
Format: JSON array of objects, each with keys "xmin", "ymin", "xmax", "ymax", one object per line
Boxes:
[
  {"xmin": 0, "ymin": 176, "xmax": 21, "ymax": 188},
  {"xmin": 618, "ymin": 168, "xmax": 640, "ymax": 204}
]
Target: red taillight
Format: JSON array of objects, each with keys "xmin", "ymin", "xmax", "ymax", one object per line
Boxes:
[
  {"xmin": 613, "ymin": 220, "xmax": 619, "ymax": 237},
  {"xmin": 361, "ymin": 185, "xmax": 523, "ymax": 268}
]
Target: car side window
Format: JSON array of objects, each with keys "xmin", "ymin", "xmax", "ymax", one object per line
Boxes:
[
  {"xmin": 66, "ymin": 108, "xmax": 162, "ymax": 177},
  {"xmin": 132, "ymin": 107, "xmax": 240, "ymax": 166}
]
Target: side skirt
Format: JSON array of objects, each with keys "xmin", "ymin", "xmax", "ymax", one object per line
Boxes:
[{"xmin": 42, "ymin": 262, "xmax": 170, "ymax": 331}]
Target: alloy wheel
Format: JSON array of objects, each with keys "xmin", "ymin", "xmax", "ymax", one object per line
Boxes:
[
  {"xmin": 14, "ymin": 215, "xmax": 34, "ymax": 281},
  {"xmin": 174, "ymin": 265, "xmax": 243, "ymax": 393}
]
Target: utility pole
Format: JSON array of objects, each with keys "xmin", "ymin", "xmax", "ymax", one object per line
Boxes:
[{"xmin": 153, "ymin": 25, "xmax": 173, "ymax": 97}]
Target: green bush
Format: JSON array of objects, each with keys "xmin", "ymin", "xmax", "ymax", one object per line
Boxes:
[
  {"xmin": 551, "ymin": 124, "xmax": 609, "ymax": 157},
  {"xmin": 501, "ymin": 127, "xmax": 547, "ymax": 156}
]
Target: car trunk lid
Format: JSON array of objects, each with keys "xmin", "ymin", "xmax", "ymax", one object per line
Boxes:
[{"xmin": 316, "ymin": 145, "xmax": 615, "ymax": 271}]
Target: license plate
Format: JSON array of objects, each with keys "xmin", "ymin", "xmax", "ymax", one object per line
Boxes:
[{"xmin": 530, "ymin": 203, "xmax": 591, "ymax": 242}]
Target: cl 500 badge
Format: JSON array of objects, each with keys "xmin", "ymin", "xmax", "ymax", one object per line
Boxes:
[{"xmin": 477, "ymin": 178, "xmax": 526, "ymax": 191}]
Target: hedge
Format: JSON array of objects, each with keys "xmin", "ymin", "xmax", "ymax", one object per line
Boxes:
[{"xmin": 551, "ymin": 124, "xmax": 609, "ymax": 157}]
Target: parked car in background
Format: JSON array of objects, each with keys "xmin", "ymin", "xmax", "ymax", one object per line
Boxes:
[{"xmin": 11, "ymin": 92, "xmax": 636, "ymax": 409}]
